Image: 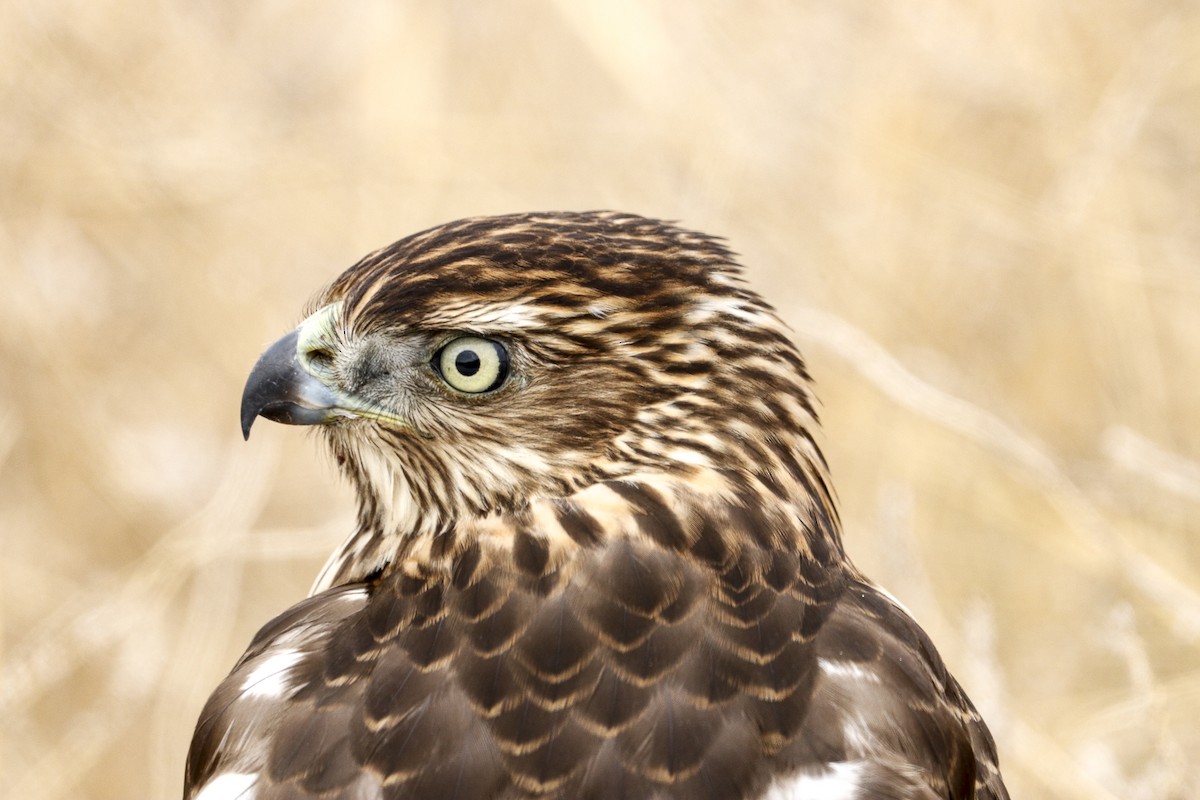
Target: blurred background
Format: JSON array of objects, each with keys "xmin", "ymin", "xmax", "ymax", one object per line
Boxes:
[{"xmin": 3, "ymin": 2, "xmax": 1198, "ymax": 798}]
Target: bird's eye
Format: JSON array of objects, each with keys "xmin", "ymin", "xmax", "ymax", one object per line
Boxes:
[{"xmin": 433, "ymin": 336, "xmax": 509, "ymax": 394}]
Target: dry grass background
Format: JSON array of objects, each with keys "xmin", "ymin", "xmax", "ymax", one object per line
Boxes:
[{"xmin": 2, "ymin": 1, "xmax": 1198, "ymax": 798}]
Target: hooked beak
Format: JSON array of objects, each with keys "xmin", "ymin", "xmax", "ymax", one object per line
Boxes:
[{"xmin": 239, "ymin": 329, "xmax": 343, "ymax": 439}]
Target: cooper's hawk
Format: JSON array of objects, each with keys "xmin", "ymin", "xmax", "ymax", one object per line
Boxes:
[{"xmin": 186, "ymin": 212, "xmax": 1009, "ymax": 799}]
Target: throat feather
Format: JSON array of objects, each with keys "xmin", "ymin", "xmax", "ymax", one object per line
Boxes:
[
  {"xmin": 356, "ymin": 440, "xmax": 422, "ymax": 536},
  {"xmin": 313, "ymin": 414, "xmax": 842, "ymax": 595}
]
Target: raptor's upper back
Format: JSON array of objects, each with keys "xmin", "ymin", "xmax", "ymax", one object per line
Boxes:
[{"xmin": 187, "ymin": 481, "xmax": 1002, "ymax": 800}]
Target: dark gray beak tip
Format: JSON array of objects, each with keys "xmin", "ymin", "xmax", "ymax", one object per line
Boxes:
[
  {"xmin": 240, "ymin": 330, "xmax": 302, "ymax": 440},
  {"xmin": 240, "ymin": 411, "xmax": 256, "ymax": 440},
  {"xmin": 240, "ymin": 329, "xmax": 344, "ymax": 439}
]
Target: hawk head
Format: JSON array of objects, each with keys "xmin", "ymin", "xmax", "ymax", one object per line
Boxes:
[{"xmin": 241, "ymin": 212, "xmax": 835, "ymax": 584}]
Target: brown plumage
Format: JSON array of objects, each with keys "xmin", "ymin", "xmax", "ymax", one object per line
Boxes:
[{"xmin": 185, "ymin": 212, "xmax": 1008, "ymax": 799}]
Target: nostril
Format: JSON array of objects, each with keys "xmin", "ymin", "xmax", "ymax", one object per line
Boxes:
[{"xmin": 306, "ymin": 347, "xmax": 336, "ymax": 373}]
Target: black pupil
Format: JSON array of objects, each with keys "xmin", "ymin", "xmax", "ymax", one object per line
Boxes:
[{"xmin": 455, "ymin": 349, "xmax": 482, "ymax": 376}]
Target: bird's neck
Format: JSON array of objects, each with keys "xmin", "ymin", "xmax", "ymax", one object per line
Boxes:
[{"xmin": 310, "ymin": 443, "xmax": 845, "ymax": 595}]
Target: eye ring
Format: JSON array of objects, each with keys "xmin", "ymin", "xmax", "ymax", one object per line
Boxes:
[{"xmin": 432, "ymin": 336, "xmax": 509, "ymax": 394}]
